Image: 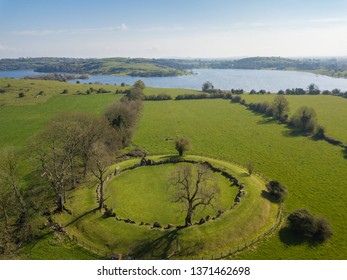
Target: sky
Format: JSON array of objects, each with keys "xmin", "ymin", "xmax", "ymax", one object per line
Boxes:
[{"xmin": 1, "ymin": 0, "xmax": 347, "ymax": 58}]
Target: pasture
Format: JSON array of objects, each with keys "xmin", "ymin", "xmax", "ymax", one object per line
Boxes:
[
  {"xmin": 242, "ymin": 94, "xmax": 347, "ymax": 143},
  {"xmin": 0, "ymin": 78, "xmax": 346, "ymax": 259}
]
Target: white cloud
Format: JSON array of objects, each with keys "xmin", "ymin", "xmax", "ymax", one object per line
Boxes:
[{"xmin": 116, "ymin": 23, "xmax": 128, "ymax": 31}]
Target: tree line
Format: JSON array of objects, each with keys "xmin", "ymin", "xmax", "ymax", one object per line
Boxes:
[{"xmin": 0, "ymin": 80, "xmax": 145, "ymax": 257}]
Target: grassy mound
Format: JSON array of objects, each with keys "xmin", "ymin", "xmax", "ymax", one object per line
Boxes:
[
  {"xmin": 105, "ymin": 162, "xmax": 237, "ymax": 226},
  {"xmin": 57, "ymin": 155, "xmax": 278, "ymax": 259}
]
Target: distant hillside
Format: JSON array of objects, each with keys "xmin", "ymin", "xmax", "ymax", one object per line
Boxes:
[
  {"xmin": 0, "ymin": 57, "xmax": 189, "ymax": 77},
  {"xmin": 1, "ymin": 56, "xmax": 347, "ymax": 78}
]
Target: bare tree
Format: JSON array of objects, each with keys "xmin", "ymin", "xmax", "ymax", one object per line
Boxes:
[
  {"xmin": 170, "ymin": 164, "xmax": 218, "ymax": 227},
  {"xmin": 0, "ymin": 146, "xmax": 26, "ymax": 218},
  {"xmin": 89, "ymin": 141, "xmax": 113, "ymax": 209},
  {"xmin": 33, "ymin": 133, "xmax": 70, "ymax": 212}
]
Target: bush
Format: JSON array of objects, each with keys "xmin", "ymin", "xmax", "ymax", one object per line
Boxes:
[
  {"xmin": 104, "ymin": 207, "xmax": 116, "ymax": 218},
  {"xmin": 175, "ymin": 137, "xmax": 191, "ymax": 156},
  {"xmin": 246, "ymin": 161, "xmax": 255, "ymax": 175},
  {"xmin": 290, "ymin": 106, "xmax": 317, "ymax": 133},
  {"xmin": 18, "ymin": 92, "xmax": 25, "ymax": 98},
  {"xmin": 145, "ymin": 93, "xmax": 172, "ymax": 101},
  {"xmin": 314, "ymin": 216, "xmax": 333, "ymax": 241},
  {"xmin": 265, "ymin": 180, "xmax": 287, "ymax": 202},
  {"xmin": 287, "ymin": 209, "xmax": 316, "ymax": 236},
  {"xmin": 314, "ymin": 125, "xmax": 325, "ymax": 139},
  {"xmin": 287, "ymin": 209, "xmax": 333, "ymax": 242}
]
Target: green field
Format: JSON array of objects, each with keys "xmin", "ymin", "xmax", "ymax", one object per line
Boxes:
[
  {"xmin": 105, "ymin": 162, "xmax": 237, "ymax": 225},
  {"xmin": 1, "ymin": 78, "xmax": 347, "ymax": 259},
  {"xmin": 242, "ymin": 94, "xmax": 347, "ymax": 143}
]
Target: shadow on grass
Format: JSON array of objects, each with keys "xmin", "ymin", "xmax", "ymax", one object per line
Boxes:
[
  {"xmin": 279, "ymin": 227, "xmax": 306, "ymax": 246},
  {"xmin": 64, "ymin": 208, "xmax": 99, "ymax": 227},
  {"xmin": 342, "ymin": 148, "xmax": 347, "ymax": 159},
  {"xmin": 257, "ymin": 117, "xmax": 278, "ymax": 125},
  {"xmin": 133, "ymin": 229, "xmax": 182, "ymax": 259},
  {"xmin": 281, "ymin": 127, "xmax": 304, "ymax": 138},
  {"xmin": 279, "ymin": 227, "xmax": 324, "ymax": 247},
  {"xmin": 261, "ymin": 190, "xmax": 280, "ymax": 204}
]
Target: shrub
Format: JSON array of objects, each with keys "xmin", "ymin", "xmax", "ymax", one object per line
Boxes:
[
  {"xmin": 61, "ymin": 89, "xmax": 68, "ymax": 94},
  {"xmin": 314, "ymin": 216, "xmax": 333, "ymax": 241},
  {"xmin": 231, "ymin": 95, "xmax": 241, "ymax": 103},
  {"xmin": 314, "ymin": 125, "xmax": 325, "ymax": 139},
  {"xmin": 18, "ymin": 92, "xmax": 25, "ymax": 98},
  {"xmin": 175, "ymin": 137, "xmax": 191, "ymax": 156},
  {"xmin": 288, "ymin": 209, "xmax": 316, "ymax": 236},
  {"xmin": 287, "ymin": 209, "xmax": 333, "ymax": 242},
  {"xmin": 104, "ymin": 207, "xmax": 116, "ymax": 218},
  {"xmin": 290, "ymin": 106, "xmax": 317, "ymax": 133},
  {"xmin": 202, "ymin": 81, "xmax": 214, "ymax": 92},
  {"xmin": 246, "ymin": 161, "xmax": 255, "ymax": 175},
  {"xmin": 265, "ymin": 180, "xmax": 287, "ymax": 202}
]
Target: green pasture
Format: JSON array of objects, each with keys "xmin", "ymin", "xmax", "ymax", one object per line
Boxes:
[
  {"xmin": 105, "ymin": 162, "xmax": 237, "ymax": 225},
  {"xmin": 242, "ymin": 94, "xmax": 347, "ymax": 143},
  {"xmin": 133, "ymin": 99, "xmax": 347, "ymax": 259},
  {"xmin": 1, "ymin": 78, "xmax": 346, "ymax": 259}
]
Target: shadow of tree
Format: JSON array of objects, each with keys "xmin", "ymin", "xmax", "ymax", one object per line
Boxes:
[
  {"xmin": 342, "ymin": 147, "xmax": 347, "ymax": 159},
  {"xmin": 261, "ymin": 190, "xmax": 280, "ymax": 204},
  {"xmin": 257, "ymin": 117, "xmax": 278, "ymax": 125},
  {"xmin": 133, "ymin": 229, "xmax": 181, "ymax": 259},
  {"xmin": 279, "ymin": 227, "xmax": 306, "ymax": 246},
  {"xmin": 64, "ymin": 208, "xmax": 99, "ymax": 227},
  {"xmin": 279, "ymin": 227, "xmax": 325, "ymax": 247},
  {"xmin": 281, "ymin": 127, "xmax": 303, "ymax": 138}
]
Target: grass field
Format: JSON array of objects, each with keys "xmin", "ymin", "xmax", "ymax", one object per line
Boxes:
[
  {"xmin": 242, "ymin": 94, "xmax": 347, "ymax": 143},
  {"xmin": 133, "ymin": 99, "xmax": 347, "ymax": 259},
  {"xmin": 105, "ymin": 162, "xmax": 237, "ymax": 225},
  {"xmin": 1, "ymin": 78, "xmax": 346, "ymax": 259}
]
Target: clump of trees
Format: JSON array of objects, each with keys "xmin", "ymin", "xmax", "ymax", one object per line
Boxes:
[
  {"xmin": 32, "ymin": 112, "xmax": 119, "ymax": 212},
  {"xmin": 175, "ymin": 137, "xmax": 191, "ymax": 156},
  {"xmin": 265, "ymin": 180, "xmax": 288, "ymax": 202},
  {"xmin": 105, "ymin": 80, "xmax": 144, "ymax": 146},
  {"xmin": 170, "ymin": 164, "xmax": 218, "ymax": 227},
  {"xmin": 0, "ymin": 146, "xmax": 49, "ymax": 257},
  {"xmin": 202, "ymin": 81, "xmax": 214, "ymax": 92},
  {"xmin": 290, "ymin": 106, "xmax": 317, "ymax": 134},
  {"xmin": 287, "ymin": 209, "xmax": 333, "ymax": 242}
]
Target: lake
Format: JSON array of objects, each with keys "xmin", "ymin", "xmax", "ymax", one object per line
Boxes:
[{"xmin": 1, "ymin": 69, "xmax": 347, "ymax": 92}]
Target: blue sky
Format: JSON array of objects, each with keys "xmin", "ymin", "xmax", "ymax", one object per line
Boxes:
[{"xmin": 1, "ymin": 0, "xmax": 347, "ymax": 58}]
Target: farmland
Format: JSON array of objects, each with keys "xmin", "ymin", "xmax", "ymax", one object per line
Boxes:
[{"xmin": 0, "ymin": 78, "xmax": 346, "ymax": 259}]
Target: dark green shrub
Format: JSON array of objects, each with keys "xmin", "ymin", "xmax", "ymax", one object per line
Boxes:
[
  {"xmin": 266, "ymin": 180, "xmax": 287, "ymax": 202},
  {"xmin": 287, "ymin": 209, "xmax": 333, "ymax": 242}
]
